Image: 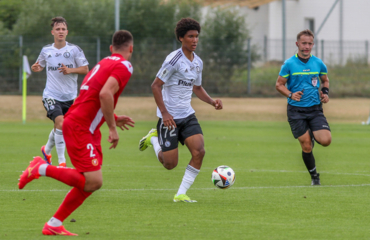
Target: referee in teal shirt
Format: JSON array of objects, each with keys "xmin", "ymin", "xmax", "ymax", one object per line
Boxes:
[{"xmin": 276, "ymin": 29, "xmax": 331, "ymax": 186}]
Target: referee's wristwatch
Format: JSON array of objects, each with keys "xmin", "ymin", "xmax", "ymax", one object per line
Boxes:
[{"xmin": 288, "ymin": 92, "xmax": 292, "ymax": 99}]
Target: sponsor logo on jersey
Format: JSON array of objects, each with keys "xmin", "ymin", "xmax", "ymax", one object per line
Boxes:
[
  {"xmin": 63, "ymin": 52, "xmax": 70, "ymax": 58},
  {"xmin": 48, "ymin": 55, "xmax": 52, "ymax": 58},
  {"xmin": 55, "ymin": 53, "xmax": 62, "ymax": 57},
  {"xmin": 48, "ymin": 63, "xmax": 73, "ymax": 71},
  {"xmin": 178, "ymin": 79, "xmax": 193, "ymax": 87},
  {"xmin": 303, "ymin": 69, "xmax": 310, "ymax": 71},
  {"xmin": 311, "ymin": 76, "xmax": 318, "ymax": 87}
]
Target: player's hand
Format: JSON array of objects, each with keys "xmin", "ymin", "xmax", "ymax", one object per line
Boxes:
[
  {"xmin": 292, "ymin": 91, "xmax": 304, "ymax": 101},
  {"xmin": 58, "ymin": 63, "xmax": 72, "ymax": 75},
  {"xmin": 212, "ymin": 99, "xmax": 223, "ymax": 110},
  {"xmin": 162, "ymin": 111, "xmax": 176, "ymax": 130},
  {"xmin": 116, "ymin": 115, "xmax": 135, "ymax": 130},
  {"xmin": 31, "ymin": 61, "xmax": 43, "ymax": 72},
  {"xmin": 108, "ymin": 128, "xmax": 119, "ymax": 149},
  {"xmin": 320, "ymin": 92, "xmax": 329, "ymax": 103}
]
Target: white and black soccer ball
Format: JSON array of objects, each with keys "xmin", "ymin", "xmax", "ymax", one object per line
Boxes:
[{"xmin": 212, "ymin": 165, "xmax": 235, "ymax": 189}]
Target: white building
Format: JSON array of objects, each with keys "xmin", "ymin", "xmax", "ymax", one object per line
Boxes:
[{"xmin": 206, "ymin": 0, "xmax": 370, "ymax": 64}]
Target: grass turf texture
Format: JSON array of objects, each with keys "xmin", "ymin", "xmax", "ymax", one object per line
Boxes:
[{"xmin": 1, "ymin": 121, "xmax": 370, "ymax": 239}]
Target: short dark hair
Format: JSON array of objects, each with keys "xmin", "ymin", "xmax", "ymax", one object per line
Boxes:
[
  {"xmin": 175, "ymin": 18, "xmax": 201, "ymax": 42},
  {"xmin": 112, "ymin": 30, "xmax": 133, "ymax": 51},
  {"xmin": 51, "ymin": 17, "xmax": 68, "ymax": 28},
  {"xmin": 297, "ymin": 29, "xmax": 314, "ymax": 41}
]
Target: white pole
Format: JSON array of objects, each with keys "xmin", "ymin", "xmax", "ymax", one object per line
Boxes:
[{"xmin": 115, "ymin": 0, "xmax": 120, "ymax": 31}]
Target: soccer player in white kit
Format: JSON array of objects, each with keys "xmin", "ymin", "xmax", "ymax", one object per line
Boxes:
[
  {"xmin": 31, "ymin": 17, "xmax": 89, "ymax": 167},
  {"xmin": 139, "ymin": 18, "xmax": 223, "ymax": 202}
]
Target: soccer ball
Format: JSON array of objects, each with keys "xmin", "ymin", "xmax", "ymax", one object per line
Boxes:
[{"xmin": 212, "ymin": 165, "xmax": 235, "ymax": 189}]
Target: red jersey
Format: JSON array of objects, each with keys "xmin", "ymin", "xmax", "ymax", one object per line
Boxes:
[{"xmin": 65, "ymin": 53, "xmax": 133, "ymax": 133}]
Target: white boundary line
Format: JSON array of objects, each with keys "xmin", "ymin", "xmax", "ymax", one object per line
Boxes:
[{"xmin": 3, "ymin": 183, "xmax": 370, "ymax": 192}]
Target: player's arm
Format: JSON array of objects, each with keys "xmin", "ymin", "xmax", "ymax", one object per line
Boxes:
[
  {"xmin": 100, "ymin": 77, "xmax": 120, "ymax": 149},
  {"xmin": 320, "ymin": 74, "xmax": 330, "ymax": 103},
  {"xmin": 193, "ymin": 85, "xmax": 222, "ymax": 110},
  {"xmin": 58, "ymin": 64, "xmax": 89, "ymax": 75},
  {"xmin": 151, "ymin": 77, "xmax": 176, "ymax": 130},
  {"xmin": 276, "ymin": 76, "xmax": 303, "ymax": 101}
]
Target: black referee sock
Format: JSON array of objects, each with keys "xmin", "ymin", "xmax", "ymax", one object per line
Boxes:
[{"xmin": 302, "ymin": 151, "xmax": 317, "ymax": 175}]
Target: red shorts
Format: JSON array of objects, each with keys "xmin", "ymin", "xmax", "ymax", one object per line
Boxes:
[{"xmin": 63, "ymin": 117, "xmax": 103, "ymax": 173}]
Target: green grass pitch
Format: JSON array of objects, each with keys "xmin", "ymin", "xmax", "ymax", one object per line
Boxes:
[{"xmin": 1, "ymin": 121, "xmax": 370, "ymax": 239}]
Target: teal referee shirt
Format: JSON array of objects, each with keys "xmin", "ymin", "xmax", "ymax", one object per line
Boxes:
[{"xmin": 279, "ymin": 54, "xmax": 328, "ymax": 107}]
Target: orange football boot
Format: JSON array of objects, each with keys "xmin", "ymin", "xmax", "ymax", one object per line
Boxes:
[
  {"xmin": 18, "ymin": 156, "xmax": 45, "ymax": 189},
  {"xmin": 41, "ymin": 145, "xmax": 52, "ymax": 165},
  {"xmin": 42, "ymin": 223, "xmax": 78, "ymax": 236}
]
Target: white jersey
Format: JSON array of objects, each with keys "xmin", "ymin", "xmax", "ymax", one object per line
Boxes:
[
  {"xmin": 37, "ymin": 42, "xmax": 89, "ymax": 101},
  {"xmin": 156, "ymin": 48, "xmax": 203, "ymax": 119}
]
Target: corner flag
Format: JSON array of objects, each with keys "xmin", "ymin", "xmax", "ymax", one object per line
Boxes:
[{"xmin": 22, "ymin": 55, "xmax": 31, "ymax": 124}]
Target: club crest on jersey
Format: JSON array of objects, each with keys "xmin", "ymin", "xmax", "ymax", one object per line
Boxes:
[
  {"xmin": 165, "ymin": 140, "xmax": 171, "ymax": 147},
  {"xmin": 196, "ymin": 66, "xmax": 201, "ymax": 73},
  {"xmin": 161, "ymin": 68, "xmax": 168, "ymax": 78},
  {"xmin": 311, "ymin": 76, "xmax": 318, "ymax": 87},
  {"xmin": 63, "ymin": 52, "xmax": 70, "ymax": 58},
  {"xmin": 92, "ymin": 159, "xmax": 98, "ymax": 166}
]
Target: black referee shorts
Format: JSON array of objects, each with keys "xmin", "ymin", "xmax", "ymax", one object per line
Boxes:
[
  {"xmin": 287, "ymin": 104, "xmax": 331, "ymax": 139},
  {"xmin": 156, "ymin": 114, "xmax": 203, "ymax": 152}
]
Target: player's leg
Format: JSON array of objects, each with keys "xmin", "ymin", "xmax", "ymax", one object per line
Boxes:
[
  {"xmin": 174, "ymin": 115, "xmax": 203, "ymax": 202},
  {"xmin": 312, "ymin": 130, "xmax": 331, "ymax": 146},
  {"xmin": 41, "ymin": 98, "xmax": 57, "ymax": 164},
  {"xmin": 309, "ymin": 109, "xmax": 331, "ymax": 146},
  {"xmin": 43, "ymin": 170, "xmax": 101, "ymax": 236},
  {"xmin": 43, "ymin": 121, "xmax": 102, "ymax": 235},
  {"xmin": 140, "ymin": 118, "xmax": 180, "ymax": 169},
  {"xmin": 297, "ymin": 130, "xmax": 319, "ymax": 180},
  {"xmin": 288, "ymin": 109, "xmax": 319, "ymax": 185},
  {"xmin": 54, "ymin": 115, "xmax": 67, "ymax": 167},
  {"xmin": 42, "ymin": 129, "xmax": 54, "ymax": 164}
]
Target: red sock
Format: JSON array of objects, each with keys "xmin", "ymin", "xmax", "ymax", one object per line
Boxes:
[
  {"xmin": 46, "ymin": 166, "xmax": 85, "ymax": 190},
  {"xmin": 53, "ymin": 187, "xmax": 92, "ymax": 222}
]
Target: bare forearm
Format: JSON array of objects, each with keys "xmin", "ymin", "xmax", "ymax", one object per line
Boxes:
[
  {"xmin": 193, "ymin": 86, "xmax": 214, "ymax": 105},
  {"xmin": 100, "ymin": 93, "xmax": 116, "ymax": 129},
  {"xmin": 70, "ymin": 66, "xmax": 89, "ymax": 75},
  {"xmin": 276, "ymin": 84, "xmax": 291, "ymax": 97},
  {"xmin": 151, "ymin": 84, "xmax": 168, "ymax": 114}
]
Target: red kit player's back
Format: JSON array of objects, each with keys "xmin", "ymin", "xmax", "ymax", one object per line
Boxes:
[{"xmin": 65, "ymin": 53, "xmax": 133, "ymax": 133}]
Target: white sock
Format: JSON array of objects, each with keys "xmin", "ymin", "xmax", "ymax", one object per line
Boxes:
[
  {"xmin": 54, "ymin": 129, "xmax": 66, "ymax": 164},
  {"xmin": 47, "ymin": 217, "xmax": 62, "ymax": 227},
  {"xmin": 45, "ymin": 129, "xmax": 55, "ymax": 154},
  {"xmin": 38, "ymin": 164, "xmax": 48, "ymax": 176},
  {"xmin": 150, "ymin": 136, "xmax": 162, "ymax": 160},
  {"xmin": 176, "ymin": 165, "xmax": 200, "ymax": 196}
]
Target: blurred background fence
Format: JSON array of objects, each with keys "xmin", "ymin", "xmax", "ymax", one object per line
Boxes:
[{"xmin": 1, "ymin": 35, "xmax": 370, "ymax": 97}]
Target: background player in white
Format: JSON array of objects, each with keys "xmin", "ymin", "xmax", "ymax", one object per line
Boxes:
[
  {"xmin": 31, "ymin": 17, "xmax": 89, "ymax": 167},
  {"xmin": 139, "ymin": 18, "xmax": 223, "ymax": 203}
]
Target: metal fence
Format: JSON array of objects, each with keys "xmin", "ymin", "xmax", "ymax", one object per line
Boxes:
[{"xmin": 1, "ymin": 35, "xmax": 369, "ymax": 97}]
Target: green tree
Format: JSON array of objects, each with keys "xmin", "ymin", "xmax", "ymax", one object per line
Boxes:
[
  {"xmin": 200, "ymin": 7, "xmax": 258, "ymax": 95},
  {"xmin": 0, "ymin": 0, "xmax": 23, "ymax": 30}
]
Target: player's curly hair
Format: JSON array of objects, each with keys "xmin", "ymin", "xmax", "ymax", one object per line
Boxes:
[
  {"xmin": 175, "ymin": 18, "xmax": 201, "ymax": 42},
  {"xmin": 112, "ymin": 30, "xmax": 133, "ymax": 50},
  {"xmin": 297, "ymin": 29, "xmax": 314, "ymax": 41},
  {"xmin": 51, "ymin": 16, "xmax": 68, "ymax": 28}
]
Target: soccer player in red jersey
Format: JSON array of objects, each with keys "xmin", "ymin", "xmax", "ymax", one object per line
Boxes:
[{"xmin": 18, "ymin": 30, "xmax": 135, "ymax": 236}]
